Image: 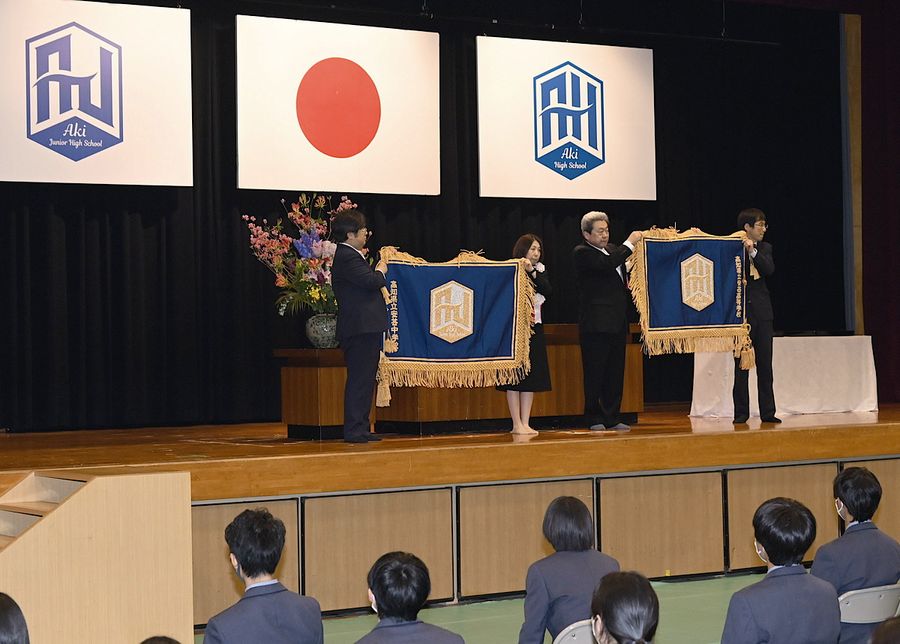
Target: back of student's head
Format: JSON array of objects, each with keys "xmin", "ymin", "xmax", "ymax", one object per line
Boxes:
[
  {"xmin": 871, "ymin": 615, "xmax": 900, "ymax": 644},
  {"xmin": 542, "ymin": 496, "xmax": 594, "ymax": 552},
  {"xmin": 0, "ymin": 593, "xmax": 29, "ymax": 644},
  {"xmin": 367, "ymin": 551, "xmax": 430, "ymax": 622},
  {"xmin": 752, "ymin": 497, "xmax": 816, "ymax": 565},
  {"xmin": 833, "ymin": 466, "xmax": 882, "ymax": 522},
  {"xmin": 590, "ymin": 572, "xmax": 659, "ymax": 644},
  {"xmin": 224, "ymin": 508, "xmax": 286, "ymax": 577},
  {"xmin": 140, "ymin": 638, "xmax": 180, "ymax": 644}
]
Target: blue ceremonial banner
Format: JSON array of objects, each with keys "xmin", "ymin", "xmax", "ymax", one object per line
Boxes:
[
  {"xmin": 630, "ymin": 229, "xmax": 754, "ymax": 366},
  {"xmin": 378, "ymin": 249, "xmax": 534, "ymax": 390}
]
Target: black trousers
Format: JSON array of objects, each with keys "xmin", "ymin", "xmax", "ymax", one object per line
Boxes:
[
  {"xmin": 341, "ymin": 331, "xmax": 382, "ymax": 440},
  {"xmin": 579, "ymin": 326, "xmax": 627, "ymax": 426},
  {"xmin": 733, "ymin": 317, "xmax": 776, "ymax": 419}
]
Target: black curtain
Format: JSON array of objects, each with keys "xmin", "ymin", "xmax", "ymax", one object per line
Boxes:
[{"xmin": 0, "ymin": 1, "xmax": 845, "ymax": 431}]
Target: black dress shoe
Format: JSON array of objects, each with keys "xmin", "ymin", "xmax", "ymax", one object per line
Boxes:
[
  {"xmin": 733, "ymin": 415, "xmax": 749, "ymax": 424},
  {"xmin": 365, "ymin": 434, "xmax": 382, "ymax": 442},
  {"xmin": 344, "ymin": 435, "xmax": 370, "ymax": 443},
  {"xmin": 761, "ymin": 416, "xmax": 782, "ymax": 424}
]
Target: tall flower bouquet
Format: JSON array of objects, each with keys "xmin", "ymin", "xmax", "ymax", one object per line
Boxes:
[{"xmin": 243, "ymin": 193, "xmax": 357, "ymax": 315}]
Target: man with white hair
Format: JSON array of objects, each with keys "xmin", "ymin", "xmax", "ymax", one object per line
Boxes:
[{"xmin": 573, "ymin": 211, "xmax": 642, "ymax": 431}]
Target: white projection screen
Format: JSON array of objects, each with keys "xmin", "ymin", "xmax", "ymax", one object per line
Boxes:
[
  {"xmin": 237, "ymin": 16, "xmax": 440, "ymax": 195},
  {"xmin": 0, "ymin": 0, "xmax": 193, "ymax": 187},
  {"xmin": 477, "ymin": 36, "xmax": 656, "ymax": 200}
]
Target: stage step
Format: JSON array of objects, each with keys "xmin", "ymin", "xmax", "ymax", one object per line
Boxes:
[{"xmin": 0, "ymin": 500, "xmax": 57, "ymax": 516}]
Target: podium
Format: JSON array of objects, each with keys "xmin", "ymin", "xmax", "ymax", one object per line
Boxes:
[{"xmin": 276, "ymin": 323, "xmax": 644, "ymax": 438}]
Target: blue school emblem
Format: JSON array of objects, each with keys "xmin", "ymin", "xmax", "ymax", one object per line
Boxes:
[
  {"xmin": 26, "ymin": 23, "xmax": 123, "ymax": 161},
  {"xmin": 533, "ymin": 62, "xmax": 605, "ymax": 180}
]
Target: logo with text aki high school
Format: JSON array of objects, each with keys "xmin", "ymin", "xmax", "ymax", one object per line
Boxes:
[
  {"xmin": 26, "ymin": 23, "xmax": 123, "ymax": 161},
  {"xmin": 430, "ymin": 281, "xmax": 474, "ymax": 344},
  {"xmin": 533, "ymin": 62, "xmax": 605, "ymax": 180}
]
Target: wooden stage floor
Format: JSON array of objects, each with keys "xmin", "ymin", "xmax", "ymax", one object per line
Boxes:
[{"xmin": 2, "ymin": 405, "xmax": 899, "ymax": 501}]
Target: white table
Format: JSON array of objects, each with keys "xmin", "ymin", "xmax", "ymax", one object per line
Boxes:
[{"xmin": 690, "ymin": 335, "xmax": 878, "ymax": 417}]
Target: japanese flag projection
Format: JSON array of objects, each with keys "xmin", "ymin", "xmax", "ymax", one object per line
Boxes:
[
  {"xmin": 237, "ymin": 16, "xmax": 440, "ymax": 195},
  {"xmin": 477, "ymin": 36, "xmax": 656, "ymax": 200},
  {"xmin": 0, "ymin": 0, "xmax": 192, "ymax": 186}
]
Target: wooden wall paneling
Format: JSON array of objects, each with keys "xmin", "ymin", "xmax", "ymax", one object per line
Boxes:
[
  {"xmin": 304, "ymin": 489, "xmax": 453, "ymax": 611},
  {"xmin": 845, "ymin": 458, "xmax": 900, "ymax": 540},
  {"xmin": 726, "ymin": 463, "xmax": 840, "ymax": 570},
  {"xmin": 458, "ymin": 479, "xmax": 593, "ymax": 597},
  {"xmin": 192, "ymin": 500, "xmax": 300, "ymax": 625},
  {"xmin": 599, "ymin": 472, "xmax": 724, "ymax": 578}
]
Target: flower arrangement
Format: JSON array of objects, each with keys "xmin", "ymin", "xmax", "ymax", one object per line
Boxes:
[{"xmin": 243, "ymin": 193, "xmax": 357, "ymax": 315}]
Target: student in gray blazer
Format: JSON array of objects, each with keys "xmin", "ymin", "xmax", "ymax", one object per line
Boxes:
[
  {"xmin": 357, "ymin": 551, "xmax": 464, "ymax": 644},
  {"xmin": 519, "ymin": 496, "xmax": 620, "ymax": 644},
  {"xmin": 811, "ymin": 467, "xmax": 900, "ymax": 644},
  {"xmin": 722, "ymin": 497, "xmax": 839, "ymax": 644},
  {"xmin": 204, "ymin": 509, "xmax": 323, "ymax": 644}
]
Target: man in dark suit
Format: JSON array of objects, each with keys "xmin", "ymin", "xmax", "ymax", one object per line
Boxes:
[
  {"xmin": 204, "ymin": 509, "xmax": 323, "ymax": 644},
  {"xmin": 721, "ymin": 497, "xmax": 840, "ymax": 644},
  {"xmin": 331, "ymin": 210, "xmax": 388, "ymax": 443},
  {"xmin": 733, "ymin": 207, "xmax": 780, "ymax": 424},
  {"xmin": 573, "ymin": 211, "xmax": 642, "ymax": 431},
  {"xmin": 811, "ymin": 467, "xmax": 900, "ymax": 644},
  {"xmin": 357, "ymin": 551, "xmax": 464, "ymax": 643}
]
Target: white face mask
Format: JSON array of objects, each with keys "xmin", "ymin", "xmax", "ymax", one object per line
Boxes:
[
  {"xmin": 371, "ymin": 599, "xmax": 378, "ymax": 614},
  {"xmin": 835, "ymin": 499, "xmax": 845, "ymax": 520},
  {"xmin": 754, "ymin": 540, "xmax": 768, "ymax": 564}
]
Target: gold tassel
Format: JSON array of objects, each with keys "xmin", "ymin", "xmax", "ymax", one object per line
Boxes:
[{"xmin": 375, "ymin": 352, "xmax": 392, "ymax": 407}]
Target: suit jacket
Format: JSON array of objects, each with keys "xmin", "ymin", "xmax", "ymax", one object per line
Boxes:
[
  {"xmin": 518, "ymin": 549, "xmax": 620, "ymax": 644},
  {"xmin": 811, "ymin": 522, "xmax": 900, "ymax": 644},
  {"xmin": 746, "ymin": 241, "xmax": 775, "ymax": 322},
  {"xmin": 203, "ymin": 582, "xmax": 323, "ymax": 644},
  {"xmin": 355, "ymin": 617, "xmax": 465, "ymax": 643},
  {"xmin": 572, "ymin": 242, "xmax": 632, "ymax": 333},
  {"xmin": 721, "ymin": 566, "xmax": 840, "ymax": 644},
  {"xmin": 331, "ymin": 243, "xmax": 388, "ymax": 340}
]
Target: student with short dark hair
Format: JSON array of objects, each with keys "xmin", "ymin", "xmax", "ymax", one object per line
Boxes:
[
  {"xmin": 357, "ymin": 552, "xmax": 463, "ymax": 643},
  {"xmin": 721, "ymin": 497, "xmax": 840, "ymax": 644},
  {"xmin": 518, "ymin": 496, "xmax": 620, "ymax": 644},
  {"xmin": 590, "ymin": 572, "xmax": 659, "ymax": 644},
  {"xmin": 204, "ymin": 509, "xmax": 322, "ymax": 644},
  {"xmin": 0, "ymin": 593, "xmax": 29, "ymax": 644},
  {"xmin": 871, "ymin": 616, "xmax": 900, "ymax": 644},
  {"xmin": 811, "ymin": 467, "xmax": 900, "ymax": 644}
]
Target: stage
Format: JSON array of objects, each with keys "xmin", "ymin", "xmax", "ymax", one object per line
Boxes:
[{"xmin": 2, "ymin": 406, "xmax": 899, "ymax": 621}]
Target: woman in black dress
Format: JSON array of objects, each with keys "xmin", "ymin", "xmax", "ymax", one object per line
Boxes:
[{"xmin": 499, "ymin": 234, "xmax": 552, "ymax": 435}]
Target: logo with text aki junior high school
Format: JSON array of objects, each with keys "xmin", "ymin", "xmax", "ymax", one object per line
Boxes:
[
  {"xmin": 533, "ymin": 62, "xmax": 605, "ymax": 180},
  {"xmin": 26, "ymin": 23, "xmax": 123, "ymax": 161}
]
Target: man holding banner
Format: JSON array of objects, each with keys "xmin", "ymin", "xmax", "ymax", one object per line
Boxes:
[
  {"xmin": 574, "ymin": 212, "xmax": 643, "ymax": 431},
  {"xmin": 331, "ymin": 210, "xmax": 388, "ymax": 443},
  {"xmin": 733, "ymin": 208, "xmax": 780, "ymax": 424}
]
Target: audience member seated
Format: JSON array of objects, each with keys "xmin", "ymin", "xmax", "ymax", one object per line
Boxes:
[
  {"xmin": 870, "ymin": 616, "xmax": 900, "ymax": 644},
  {"xmin": 204, "ymin": 508, "xmax": 323, "ymax": 644},
  {"xmin": 518, "ymin": 496, "xmax": 620, "ymax": 644},
  {"xmin": 140, "ymin": 638, "xmax": 180, "ymax": 644},
  {"xmin": 0, "ymin": 593, "xmax": 29, "ymax": 644},
  {"xmin": 721, "ymin": 497, "xmax": 840, "ymax": 644},
  {"xmin": 590, "ymin": 571, "xmax": 659, "ymax": 644},
  {"xmin": 356, "ymin": 551, "xmax": 464, "ymax": 643},
  {"xmin": 810, "ymin": 466, "xmax": 900, "ymax": 644}
]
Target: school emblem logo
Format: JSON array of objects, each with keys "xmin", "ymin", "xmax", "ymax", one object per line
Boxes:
[
  {"xmin": 681, "ymin": 254, "xmax": 715, "ymax": 312},
  {"xmin": 26, "ymin": 23, "xmax": 123, "ymax": 161},
  {"xmin": 533, "ymin": 62, "xmax": 604, "ymax": 180},
  {"xmin": 430, "ymin": 281, "xmax": 474, "ymax": 343}
]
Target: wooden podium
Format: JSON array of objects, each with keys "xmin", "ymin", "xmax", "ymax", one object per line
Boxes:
[{"xmin": 276, "ymin": 323, "xmax": 643, "ymax": 439}]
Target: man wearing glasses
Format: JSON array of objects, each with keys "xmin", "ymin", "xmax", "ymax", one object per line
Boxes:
[
  {"xmin": 733, "ymin": 208, "xmax": 781, "ymax": 424},
  {"xmin": 331, "ymin": 210, "xmax": 388, "ymax": 443}
]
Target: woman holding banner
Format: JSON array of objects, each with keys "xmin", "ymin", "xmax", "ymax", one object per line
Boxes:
[{"xmin": 499, "ymin": 234, "xmax": 552, "ymax": 435}]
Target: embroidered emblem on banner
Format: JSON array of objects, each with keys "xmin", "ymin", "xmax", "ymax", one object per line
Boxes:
[
  {"xmin": 26, "ymin": 22, "xmax": 124, "ymax": 161},
  {"xmin": 430, "ymin": 281, "xmax": 474, "ymax": 343},
  {"xmin": 680, "ymin": 253, "xmax": 715, "ymax": 312},
  {"xmin": 533, "ymin": 61, "xmax": 605, "ymax": 180}
]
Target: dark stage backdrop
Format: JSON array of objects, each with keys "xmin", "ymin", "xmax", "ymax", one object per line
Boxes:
[{"xmin": 0, "ymin": 0, "xmax": 877, "ymax": 432}]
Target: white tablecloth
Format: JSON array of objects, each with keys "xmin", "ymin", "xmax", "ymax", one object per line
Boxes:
[{"xmin": 690, "ymin": 336, "xmax": 878, "ymax": 417}]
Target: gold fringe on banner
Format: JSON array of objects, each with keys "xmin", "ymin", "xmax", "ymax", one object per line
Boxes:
[
  {"xmin": 374, "ymin": 247, "xmax": 535, "ymax": 403},
  {"xmin": 628, "ymin": 227, "xmax": 756, "ymax": 370}
]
